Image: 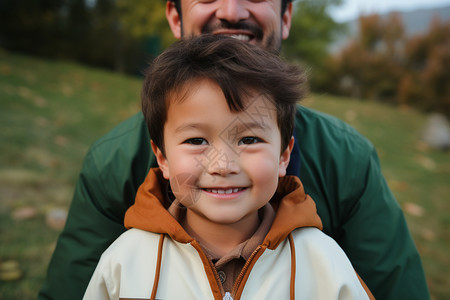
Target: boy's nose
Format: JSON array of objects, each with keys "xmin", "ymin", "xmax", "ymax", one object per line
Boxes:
[
  {"xmin": 207, "ymin": 146, "xmax": 240, "ymax": 176},
  {"xmin": 215, "ymin": 0, "xmax": 250, "ymax": 24}
]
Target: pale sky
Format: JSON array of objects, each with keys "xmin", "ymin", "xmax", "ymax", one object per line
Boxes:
[{"xmin": 329, "ymin": 0, "xmax": 450, "ymax": 22}]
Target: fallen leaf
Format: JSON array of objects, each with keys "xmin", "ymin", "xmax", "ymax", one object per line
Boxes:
[
  {"xmin": 345, "ymin": 110, "xmax": 357, "ymax": 122},
  {"xmin": 12, "ymin": 206, "xmax": 37, "ymax": 221},
  {"xmin": 0, "ymin": 64, "xmax": 11, "ymax": 75},
  {"xmin": 389, "ymin": 180, "xmax": 409, "ymax": 191},
  {"xmin": 415, "ymin": 141, "xmax": 430, "ymax": 152},
  {"xmin": 33, "ymin": 96, "xmax": 47, "ymax": 108},
  {"xmin": 0, "ymin": 260, "xmax": 22, "ymax": 281},
  {"xmin": 54, "ymin": 135, "xmax": 69, "ymax": 146},
  {"xmin": 403, "ymin": 202, "xmax": 425, "ymax": 217},
  {"xmin": 421, "ymin": 228, "xmax": 436, "ymax": 241},
  {"xmin": 415, "ymin": 155, "xmax": 436, "ymax": 171}
]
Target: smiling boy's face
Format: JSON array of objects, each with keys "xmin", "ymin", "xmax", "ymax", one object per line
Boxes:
[{"xmin": 152, "ymin": 78, "xmax": 293, "ymax": 229}]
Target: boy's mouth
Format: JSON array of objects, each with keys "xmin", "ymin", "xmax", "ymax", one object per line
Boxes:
[{"xmin": 203, "ymin": 187, "xmax": 247, "ymax": 194}]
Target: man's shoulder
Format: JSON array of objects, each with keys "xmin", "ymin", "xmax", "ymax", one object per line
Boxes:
[
  {"xmin": 90, "ymin": 112, "xmax": 148, "ymax": 152},
  {"xmin": 296, "ymin": 106, "xmax": 370, "ymax": 142},
  {"xmin": 295, "ymin": 105, "xmax": 374, "ymax": 153},
  {"xmin": 80, "ymin": 112, "xmax": 152, "ymax": 183}
]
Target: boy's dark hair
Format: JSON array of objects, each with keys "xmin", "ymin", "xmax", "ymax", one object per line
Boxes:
[{"xmin": 142, "ymin": 35, "xmax": 306, "ymax": 154}]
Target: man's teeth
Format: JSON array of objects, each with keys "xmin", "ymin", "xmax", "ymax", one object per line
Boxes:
[
  {"xmin": 229, "ymin": 34, "xmax": 250, "ymax": 41},
  {"xmin": 206, "ymin": 188, "xmax": 243, "ymax": 194}
]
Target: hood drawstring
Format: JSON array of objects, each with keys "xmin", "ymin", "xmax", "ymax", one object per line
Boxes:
[
  {"xmin": 150, "ymin": 234, "xmax": 165, "ymax": 300},
  {"xmin": 288, "ymin": 233, "xmax": 296, "ymax": 300}
]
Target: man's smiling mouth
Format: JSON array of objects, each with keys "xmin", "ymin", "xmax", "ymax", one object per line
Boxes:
[
  {"xmin": 212, "ymin": 31, "xmax": 253, "ymax": 42},
  {"xmin": 226, "ymin": 34, "xmax": 250, "ymax": 41},
  {"xmin": 204, "ymin": 20, "xmax": 262, "ymax": 42}
]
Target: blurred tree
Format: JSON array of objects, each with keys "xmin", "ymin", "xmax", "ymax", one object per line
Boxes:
[
  {"xmin": 282, "ymin": 0, "xmax": 344, "ymax": 88},
  {"xmin": 0, "ymin": 0, "xmax": 66, "ymax": 56},
  {"xmin": 66, "ymin": 0, "xmax": 93, "ymax": 61},
  {"xmin": 116, "ymin": 0, "xmax": 175, "ymax": 49},
  {"xmin": 399, "ymin": 17, "xmax": 450, "ymax": 115},
  {"xmin": 322, "ymin": 13, "xmax": 405, "ymax": 101},
  {"xmin": 113, "ymin": 0, "xmax": 175, "ymax": 73},
  {"xmin": 322, "ymin": 13, "xmax": 450, "ymax": 117},
  {"xmin": 89, "ymin": 0, "xmax": 120, "ymax": 69},
  {"xmin": 0, "ymin": 0, "xmax": 172, "ymax": 74}
]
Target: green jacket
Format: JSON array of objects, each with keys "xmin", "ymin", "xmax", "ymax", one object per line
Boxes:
[{"xmin": 39, "ymin": 106, "xmax": 429, "ymax": 300}]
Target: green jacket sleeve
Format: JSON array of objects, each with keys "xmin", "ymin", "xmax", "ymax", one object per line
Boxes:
[
  {"xmin": 341, "ymin": 147, "xmax": 429, "ymax": 300},
  {"xmin": 296, "ymin": 106, "xmax": 429, "ymax": 299},
  {"xmin": 38, "ymin": 113, "xmax": 154, "ymax": 300}
]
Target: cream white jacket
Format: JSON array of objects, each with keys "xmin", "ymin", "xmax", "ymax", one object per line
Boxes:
[{"xmin": 83, "ymin": 169, "xmax": 373, "ymax": 300}]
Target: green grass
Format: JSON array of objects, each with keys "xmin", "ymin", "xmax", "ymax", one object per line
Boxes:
[
  {"xmin": 0, "ymin": 49, "xmax": 141, "ymax": 298},
  {"xmin": 1, "ymin": 50, "xmax": 449, "ymax": 299}
]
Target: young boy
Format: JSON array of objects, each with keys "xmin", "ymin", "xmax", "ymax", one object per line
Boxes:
[{"xmin": 83, "ymin": 35, "xmax": 373, "ymax": 300}]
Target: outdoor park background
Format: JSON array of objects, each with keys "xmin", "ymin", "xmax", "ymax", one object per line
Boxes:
[{"xmin": 1, "ymin": 0, "xmax": 449, "ymax": 299}]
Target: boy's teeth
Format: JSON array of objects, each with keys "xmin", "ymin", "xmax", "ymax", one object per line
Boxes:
[{"xmin": 207, "ymin": 188, "xmax": 242, "ymax": 194}]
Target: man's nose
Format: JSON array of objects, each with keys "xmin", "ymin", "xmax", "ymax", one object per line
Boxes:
[{"xmin": 215, "ymin": 0, "xmax": 250, "ymax": 24}]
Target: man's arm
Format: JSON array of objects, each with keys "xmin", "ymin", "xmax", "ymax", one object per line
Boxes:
[
  {"xmin": 39, "ymin": 113, "xmax": 154, "ymax": 300},
  {"xmin": 338, "ymin": 147, "xmax": 429, "ymax": 299},
  {"xmin": 296, "ymin": 106, "xmax": 429, "ymax": 299}
]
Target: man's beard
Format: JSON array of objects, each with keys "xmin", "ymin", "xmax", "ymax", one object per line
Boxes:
[{"xmin": 180, "ymin": 19, "xmax": 282, "ymax": 54}]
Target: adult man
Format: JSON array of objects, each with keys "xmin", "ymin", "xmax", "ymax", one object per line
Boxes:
[{"xmin": 39, "ymin": 1, "xmax": 429, "ymax": 299}]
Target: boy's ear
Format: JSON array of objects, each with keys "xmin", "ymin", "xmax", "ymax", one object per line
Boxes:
[
  {"xmin": 278, "ymin": 136, "xmax": 295, "ymax": 178},
  {"xmin": 166, "ymin": 0, "xmax": 181, "ymax": 39},
  {"xmin": 151, "ymin": 140, "xmax": 170, "ymax": 180}
]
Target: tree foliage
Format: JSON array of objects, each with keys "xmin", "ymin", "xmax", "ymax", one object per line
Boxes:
[
  {"xmin": 0, "ymin": 0, "xmax": 173, "ymax": 73},
  {"xmin": 282, "ymin": 0, "xmax": 344, "ymax": 88},
  {"xmin": 116, "ymin": 0, "xmax": 175, "ymax": 48},
  {"xmin": 322, "ymin": 13, "xmax": 405, "ymax": 99},
  {"xmin": 0, "ymin": 0, "xmax": 66, "ymax": 56},
  {"xmin": 399, "ymin": 18, "xmax": 450, "ymax": 115},
  {"xmin": 321, "ymin": 13, "xmax": 450, "ymax": 117}
]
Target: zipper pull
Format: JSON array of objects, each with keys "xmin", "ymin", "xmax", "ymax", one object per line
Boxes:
[{"xmin": 223, "ymin": 292, "xmax": 233, "ymax": 300}]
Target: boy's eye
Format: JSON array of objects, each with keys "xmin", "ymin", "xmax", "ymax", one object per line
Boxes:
[
  {"xmin": 183, "ymin": 138, "xmax": 207, "ymax": 145},
  {"xmin": 238, "ymin": 136, "xmax": 262, "ymax": 145}
]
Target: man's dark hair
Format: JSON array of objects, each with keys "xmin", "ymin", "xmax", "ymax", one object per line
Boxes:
[
  {"xmin": 168, "ymin": 0, "xmax": 293, "ymax": 17},
  {"xmin": 142, "ymin": 35, "xmax": 306, "ymax": 154}
]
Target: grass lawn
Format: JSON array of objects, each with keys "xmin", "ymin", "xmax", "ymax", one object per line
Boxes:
[{"xmin": 1, "ymin": 50, "xmax": 449, "ymax": 299}]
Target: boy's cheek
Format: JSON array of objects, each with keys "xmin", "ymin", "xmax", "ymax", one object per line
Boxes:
[{"xmin": 169, "ymin": 172, "xmax": 202, "ymax": 207}]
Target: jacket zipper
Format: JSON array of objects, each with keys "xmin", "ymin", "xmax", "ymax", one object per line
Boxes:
[
  {"xmin": 198, "ymin": 243, "xmax": 265, "ymax": 300},
  {"xmin": 205, "ymin": 254, "xmax": 228, "ymax": 299},
  {"xmin": 223, "ymin": 292, "xmax": 233, "ymax": 300},
  {"xmin": 230, "ymin": 245, "xmax": 263, "ymax": 299}
]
